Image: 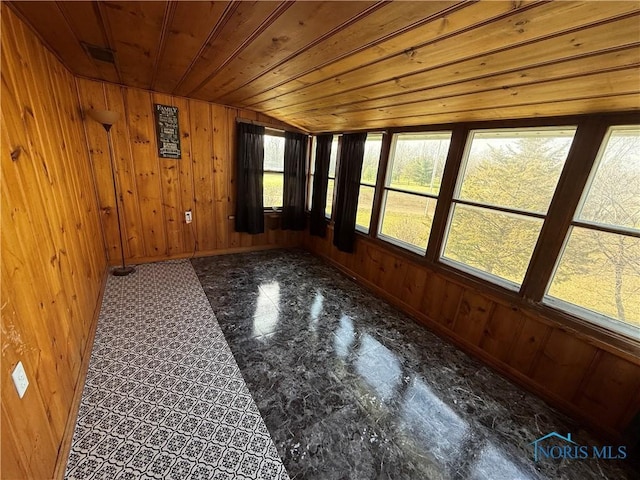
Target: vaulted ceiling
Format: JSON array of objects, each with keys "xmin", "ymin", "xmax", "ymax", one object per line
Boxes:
[{"xmin": 8, "ymin": 1, "xmax": 640, "ymax": 132}]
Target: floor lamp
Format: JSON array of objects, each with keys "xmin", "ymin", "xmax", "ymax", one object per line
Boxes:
[{"xmin": 87, "ymin": 109, "xmax": 135, "ymax": 276}]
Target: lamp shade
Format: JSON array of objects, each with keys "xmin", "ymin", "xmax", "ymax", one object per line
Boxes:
[{"xmin": 87, "ymin": 109, "xmax": 120, "ymax": 126}]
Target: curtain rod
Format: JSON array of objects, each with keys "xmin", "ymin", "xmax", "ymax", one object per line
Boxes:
[{"xmin": 236, "ymin": 117, "xmax": 309, "ymax": 136}]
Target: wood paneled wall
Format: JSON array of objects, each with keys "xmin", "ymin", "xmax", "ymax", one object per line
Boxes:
[
  {"xmin": 76, "ymin": 79, "xmax": 302, "ymax": 264},
  {"xmin": 303, "ymin": 228, "xmax": 640, "ymax": 438},
  {"xmin": 1, "ymin": 5, "xmax": 107, "ymax": 479}
]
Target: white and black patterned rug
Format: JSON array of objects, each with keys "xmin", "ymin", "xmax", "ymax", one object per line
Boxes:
[{"xmin": 65, "ymin": 260, "xmax": 289, "ymax": 480}]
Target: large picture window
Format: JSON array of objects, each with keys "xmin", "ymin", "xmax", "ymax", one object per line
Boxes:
[
  {"xmin": 263, "ymin": 132, "xmax": 285, "ymax": 208},
  {"xmin": 546, "ymin": 125, "xmax": 639, "ymax": 336},
  {"xmin": 355, "ymin": 133, "xmax": 383, "ymax": 232},
  {"xmin": 378, "ymin": 132, "xmax": 452, "ymax": 253},
  {"xmin": 441, "ymin": 127, "xmax": 576, "ymax": 288}
]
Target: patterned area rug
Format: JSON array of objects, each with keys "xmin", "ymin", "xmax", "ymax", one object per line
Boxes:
[{"xmin": 65, "ymin": 260, "xmax": 289, "ymax": 480}]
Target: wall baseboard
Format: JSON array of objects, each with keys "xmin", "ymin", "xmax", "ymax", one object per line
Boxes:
[{"xmin": 107, "ymin": 243, "xmax": 303, "ymax": 267}]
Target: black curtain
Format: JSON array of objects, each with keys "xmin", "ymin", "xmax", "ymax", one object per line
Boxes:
[
  {"xmin": 333, "ymin": 132, "xmax": 367, "ymax": 252},
  {"xmin": 235, "ymin": 122, "xmax": 265, "ymax": 234},
  {"xmin": 309, "ymin": 134, "xmax": 333, "ymax": 237},
  {"xmin": 282, "ymin": 131, "xmax": 308, "ymax": 230}
]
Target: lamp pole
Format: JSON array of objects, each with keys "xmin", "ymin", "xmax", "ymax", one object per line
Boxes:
[{"xmin": 87, "ymin": 109, "xmax": 135, "ymax": 276}]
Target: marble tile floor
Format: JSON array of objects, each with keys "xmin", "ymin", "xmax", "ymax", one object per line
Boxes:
[
  {"xmin": 65, "ymin": 260, "xmax": 289, "ymax": 480},
  {"xmin": 192, "ymin": 249, "xmax": 639, "ymax": 480}
]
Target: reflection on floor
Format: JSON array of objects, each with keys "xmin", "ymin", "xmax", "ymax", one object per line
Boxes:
[
  {"xmin": 192, "ymin": 249, "xmax": 637, "ymax": 480},
  {"xmin": 65, "ymin": 261, "xmax": 289, "ymax": 480}
]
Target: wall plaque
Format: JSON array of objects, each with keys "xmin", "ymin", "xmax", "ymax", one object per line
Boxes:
[{"xmin": 154, "ymin": 104, "xmax": 181, "ymax": 159}]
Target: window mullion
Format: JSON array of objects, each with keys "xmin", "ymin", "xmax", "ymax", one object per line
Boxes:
[
  {"xmin": 425, "ymin": 126, "xmax": 469, "ymax": 263},
  {"xmin": 328, "ymin": 137, "xmax": 342, "ymax": 222},
  {"xmin": 369, "ymin": 132, "xmax": 391, "ymax": 238},
  {"xmin": 520, "ymin": 118, "xmax": 609, "ymax": 301}
]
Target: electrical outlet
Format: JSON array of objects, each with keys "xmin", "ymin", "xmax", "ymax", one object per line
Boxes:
[
  {"xmin": 12, "ymin": 361, "xmax": 29, "ymax": 398},
  {"xmin": 185, "ymin": 210, "xmax": 192, "ymax": 224}
]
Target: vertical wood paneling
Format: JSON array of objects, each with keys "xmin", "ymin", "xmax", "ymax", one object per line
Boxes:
[
  {"xmin": 400, "ymin": 263, "xmax": 429, "ymax": 310},
  {"xmin": 1, "ymin": 405, "xmax": 30, "ymax": 479},
  {"xmin": 125, "ymin": 87, "xmax": 168, "ymax": 257},
  {"xmin": 424, "ymin": 275, "xmax": 463, "ymax": 330},
  {"xmin": 576, "ymin": 352, "xmax": 640, "ymax": 429},
  {"xmin": 211, "ymin": 104, "xmax": 230, "ymax": 249},
  {"xmin": 104, "ymin": 81, "xmax": 146, "ymax": 258},
  {"xmin": 453, "ymin": 291, "xmax": 494, "ymax": 346},
  {"xmin": 531, "ymin": 329, "xmax": 598, "ymax": 401},
  {"xmin": 190, "ymin": 100, "xmax": 217, "ymax": 252},
  {"xmin": 303, "ymin": 228, "xmax": 640, "ymax": 437},
  {"xmin": 153, "ymin": 92, "xmax": 185, "ymax": 256},
  {"xmin": 76, "ymin": 80, "xmax": 302, "ymax": 263},
  {"xmin": 1, "ymin": 5, "xmax": 107, "ymax": 478},
  {"xmin": 479, "ymin": 304, "xmax": 524, "ymax": 363},
  {"xmin": 507, "ymin": 317, "xmax": 551, "ymax": 376},
  {"xmin": 172, "ymin": 95, "xmax": 196, "ymax": 253},
  {"xmin": 76, "ymin": 79, "xmax": 121, "ymax": 261},
  {"xmin": 227, "ymin": 107, "xmax": 242, "ymax": 249}
]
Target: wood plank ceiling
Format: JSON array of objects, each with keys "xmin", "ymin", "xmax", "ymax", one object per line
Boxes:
[{"xmin": 8, "ymin": 1, "xmax": 640, "ymax": 132}]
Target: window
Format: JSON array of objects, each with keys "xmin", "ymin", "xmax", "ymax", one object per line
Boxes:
[
  {"xmin": 355, "ymin": 133, "xmax": 383, "ymax": 232},
  {"xmin": 326, "ymin": 137, "xmax": 339, "ymax": 218},
  {"xmin": 441, "ymin": 127, "xmax": 576, "ymax": 288},
  {"xmin": 546, "ymin": 126, "xmax": 639, "ymax": 336},
  {"xmin": 378, "ymin": 132, "xmax": 452, "ymax": 253},
  {"xmin": 308, "ymin": 136, "xmax": 339, "ymax": 217},
  {"xmin": 307, "ymin": 136, "xmax": 317, "ymax": 211},
  {"xmin": 263, "ymin": 132, "xmax": 285, "ymax": 208}
]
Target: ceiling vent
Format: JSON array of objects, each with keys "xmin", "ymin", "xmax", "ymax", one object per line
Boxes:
[{"xmin": 82, "ymin": 42, "xmax": 116, "ymax": 64}]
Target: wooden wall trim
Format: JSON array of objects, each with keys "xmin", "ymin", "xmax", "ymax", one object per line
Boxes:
[{"xmin": 53, "ymin": 268, "xmax": 109, "ymax": 480}]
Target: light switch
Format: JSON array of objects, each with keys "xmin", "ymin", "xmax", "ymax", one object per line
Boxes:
[{"xmin": 12, "ymin": 361, "xmax": 29, "ymax": 398}]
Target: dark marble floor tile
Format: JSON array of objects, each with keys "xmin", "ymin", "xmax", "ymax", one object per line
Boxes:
[{"xmin": 192, "ymin": 249, "xmax": 638, "ymax": 480}]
